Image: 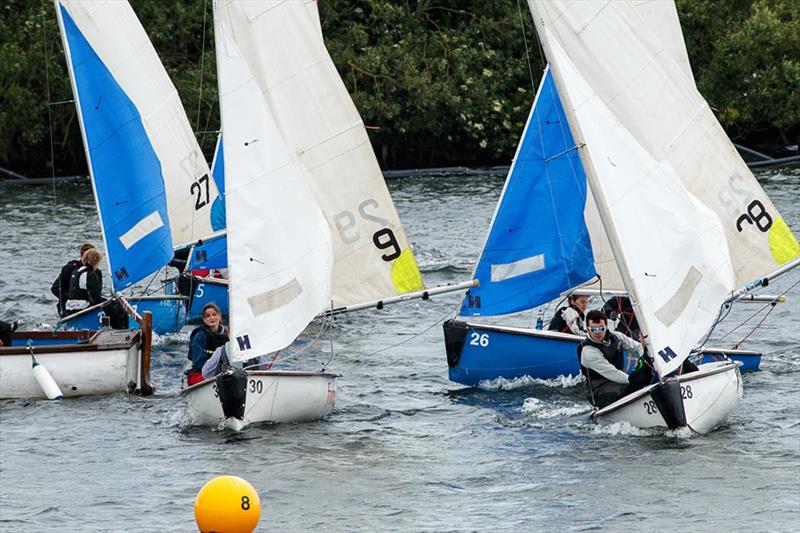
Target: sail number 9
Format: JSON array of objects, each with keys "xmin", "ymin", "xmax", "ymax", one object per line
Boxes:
[
  {"xmin": 333, "ymin": 198, "xmax": 405, "ymax": 261},
  {"xmin": 736, "ymin": 199, "xmax": 772, "ymax": 232},
  {"xmin": 191, "ymin": 174, "xmax": 211, "ymax": 210}
]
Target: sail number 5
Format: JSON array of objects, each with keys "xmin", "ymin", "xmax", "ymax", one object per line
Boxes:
[{"xmin": 469, "ymin": 332, "xmax": 490, "ymax": 347}]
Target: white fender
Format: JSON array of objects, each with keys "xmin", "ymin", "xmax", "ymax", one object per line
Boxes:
[{"xmin": 32, "ymin": 360, "xmax": 64, "ymax": 400}]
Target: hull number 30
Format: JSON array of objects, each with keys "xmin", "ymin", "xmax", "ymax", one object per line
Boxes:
[{"xmin": 469, "ymin": 332, "xmax": 490, "ymax": 347}]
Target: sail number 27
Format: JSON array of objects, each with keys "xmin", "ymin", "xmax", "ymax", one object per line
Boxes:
[{"xmin": 190, "ymin": 174, "xmax": 211, "ymax": 210}]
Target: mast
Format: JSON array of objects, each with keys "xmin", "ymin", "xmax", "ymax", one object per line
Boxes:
[
  {"xmin": 53, "ymin": 1, "xmax": 115, "ymax": 289},
  {"xmin": 528, "ymin": 18, "xmax": 658, "ymax": 356}
]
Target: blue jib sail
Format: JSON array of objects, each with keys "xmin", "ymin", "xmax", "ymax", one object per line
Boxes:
[
  {"xmin": 61, "ymin": 6, "xmax": 172, "ymax": 291},
  {"xmin": 460, "ymin": 68, "xmax": 596, "ymax": 316}
]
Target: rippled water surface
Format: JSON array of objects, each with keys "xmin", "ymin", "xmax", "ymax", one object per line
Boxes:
[{"xmin": 1, "ymin": 170, "xmax": 798, "ymax": 532}]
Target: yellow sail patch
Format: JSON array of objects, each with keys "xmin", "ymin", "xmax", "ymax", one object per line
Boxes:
[
  {"xmin": 391, "ymin": 248, "xmax": 424, "ymax": 293},
  {"xmin": 768, "ymin": 217, "xmax": 800, "ymax": 264}
]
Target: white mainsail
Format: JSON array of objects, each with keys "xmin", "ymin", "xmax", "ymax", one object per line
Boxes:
[
  {"xmin": 57, "ymin": 0, "xmax": 219, "ymax": 250},
  {"xmin": 214, "ymin": 4, "xmax": 333, "ymax": 362},
  {"xmin": 580, "ymin": 0, "xmax": 695, "ymax": 293},
  {"xmin": 531, "ymin": 1, "xmax": 798, "ymax": 298},
  {"xmin": 528, "ymin": 1, "xmax": 748, "ymax": 377},
  {"xmin": 214, "ymin": 0, "xmax": 424, "ymax": 307}
]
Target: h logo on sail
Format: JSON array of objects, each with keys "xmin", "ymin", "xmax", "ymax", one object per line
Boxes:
[
  {"xmin": 658, "ymin": 346, "xmax": 678, "ymax": 363},
  {"xmin": 236, "ymin": 335, "xmax": 252, "ymax": 351}
]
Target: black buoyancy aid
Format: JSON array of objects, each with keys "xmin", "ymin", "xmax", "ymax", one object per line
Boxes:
[
  {"xmin": 577, "ymin": 332, "xmax": 624, "ymax": 383},
  {"xmin": 548, "ymin": 304, "xmax": 584, "ymax": 333},
  {"xmin": 189, "ymin": 324, "xmax": 228, "ymax": 357},
  {"xmin": 67, "ymin": 265, "xmax": 91, "ymax": 301}
]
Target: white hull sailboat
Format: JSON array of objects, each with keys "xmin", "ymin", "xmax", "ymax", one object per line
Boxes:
[
  {"xmin": 180, "ymin": 0, "xmax": 433, "ymax": 429},
  {"xmin": 0, "ymin": 329, "xmax": 149, "ymax": 399},
  {"xmin": 592, "ymin": 361, "xmax": 742, "ymax": 435},
  {"xmin": 183, "ymin": 370, "xmax": 337, "ymax": 430},
  {"xmin": 527, "ymin": 0, "xmax": 799, "ymax": 434}
]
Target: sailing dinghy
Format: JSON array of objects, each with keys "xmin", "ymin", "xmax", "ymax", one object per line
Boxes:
[
  {"xmin": 54, "ymin": 0, "xmax": 224, "ymax": 335},
  {"xmin": 183, "ymin": 0, "xmax": 434, "ymax": 428},
  {"xmin": 528, "ymin": 0, "xmax": 799, "ymax": 433},
  {"xmin": 445, "ymin": 1, "xmax": 796, "ymax": 388},
  {"xmin": 0, "ymin": 307, "xmax": 154, "ymax": 399}
]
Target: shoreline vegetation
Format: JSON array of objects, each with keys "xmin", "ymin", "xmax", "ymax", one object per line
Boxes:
[{"xmin": 1, "ymin": 0, "xmax": 798, "ymax": 176}]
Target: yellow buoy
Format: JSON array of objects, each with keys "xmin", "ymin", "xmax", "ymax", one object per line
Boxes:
[{"xmin": 195, "ymin": 475, "xmax": 261, "ymax": 533}]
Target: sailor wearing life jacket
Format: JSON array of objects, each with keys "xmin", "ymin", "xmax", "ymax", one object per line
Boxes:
[
  {"xmin": 51, "ymin": 243, "xmax": 96, "ymax": 317},
  {"xmin": 186, "ymin": 303, "xmax": 229, "ymax": 386},
  {"xmin": 64, "ymin": 248, "xmax": 105, "ymax": 314},
  {"xmin": 578, "ymin": 309, "xmax": 651, "ymax": 408},
  {"xmin": 548, "ymin": 294, "xmax": 589, "ymax": 335}
]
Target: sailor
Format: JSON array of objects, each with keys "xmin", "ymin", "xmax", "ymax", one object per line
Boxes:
[
  {"xmin": 186, "ymin": 303, "xmax": 229, "ymax": 386},
  {"xmin": 64, "ymin": 248, "xmax": 128, "ymax": 328},
  {"xmin": 51, "ymin": 243, "xmax": 95, "ymax": 316},
  {"xmin": 64, "ymin": 248, "xmax": 105, "ymax": 314},
  {"xmin": 0, "ymin": 319, "xmax": 18, "ymax": 347},
  {"xmin": 603, "ymin": 296, "xmax": 640, "ymax": 340},
  {"xmin": 548, "ymin": 294, "xmax": 589, "ymax": 335},
  {"xmin": 578, "ymin": 309, "xmax": 653, "ymax": 408}
]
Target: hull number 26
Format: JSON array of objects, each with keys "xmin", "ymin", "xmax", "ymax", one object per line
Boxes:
[{"xmin": 469, "ymin": 332, "xmax": 490, "ymax": 347}]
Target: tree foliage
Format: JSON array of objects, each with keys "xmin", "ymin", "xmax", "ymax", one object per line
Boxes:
[{"xmin": 1, "ymin": 0, "xmax": 798, "ymax": 176}]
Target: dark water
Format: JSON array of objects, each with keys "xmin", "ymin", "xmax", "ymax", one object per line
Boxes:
[{"xmin": 1, "ymin": 171, "xmax": 798, "ymax": 532}]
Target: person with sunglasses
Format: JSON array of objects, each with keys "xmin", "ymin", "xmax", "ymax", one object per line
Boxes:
[{"xmin": 578, "ymin": 309, "xmax": 654, "ymax": 408}]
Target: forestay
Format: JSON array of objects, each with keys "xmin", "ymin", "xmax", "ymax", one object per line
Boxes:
[
  {"xmin": 55, "ymin": 0, "xmax": 221, "ymax": 290},
  {"xmin": 214, "ymin": 3, "xmax": 333, "ymax": 362},
  {"xmin": 529, "ymin": 1, "xmax": 749, "ymax": 376},
  {"xmin": 214, "ymin": 0, "xmax": 424, "ymax": 307}
]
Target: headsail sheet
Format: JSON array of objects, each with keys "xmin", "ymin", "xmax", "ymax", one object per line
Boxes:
[
  {"xmin": 460, "ymin": 68, "xmax": 596, "ymax": 316},
  {"xmin": 215, "ymin": 3, "xmax": 333, "ymax": 361},
  {"xmin": 529, "ymin": 1, "xmax": 759, "ymax": 375},
  {"xmin": 214, "ymin": 0, "xmax": 423, "ymax": 307},
  {"xmin": 57, "ymin": 0, "xmax": 219, "ymax": 260}
]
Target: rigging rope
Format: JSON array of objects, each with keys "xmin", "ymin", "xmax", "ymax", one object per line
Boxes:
[
  {"xmin": 514, "ymin": 0, "xmax": 537, "ymax": 93},
  {"xmin": 41, "ymin": 1, "xmax": 58, "ymax": 217}
]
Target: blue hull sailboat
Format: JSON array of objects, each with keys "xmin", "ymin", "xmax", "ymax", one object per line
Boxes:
[
  {"xmin": 444, "ymin": 66, "xmax": 764, "ymax": 387},
  {"xmin": 54, "ymin": 0, "xmax": 223, "ymax": 335}
]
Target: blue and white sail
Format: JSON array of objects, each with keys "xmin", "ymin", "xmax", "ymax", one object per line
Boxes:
[
  {"xmin": 461, "ymin": 68, "xmax": 597, "ymax": 316},
  {"xmin": 55, "ymin": 0, "xmax": 220, "ymax": 291}
]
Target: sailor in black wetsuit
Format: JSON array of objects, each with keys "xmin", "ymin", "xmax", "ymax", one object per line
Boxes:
[
  {"xmin": 549, "ymin": 294, "xmax": 589, "ymax": 335},
  {"xmin": 64, "ymin": 248, "xmax": 128, "ymax": 329},
  {"xmin": 578, "ymin": 309, "xmax": 653, "ymax": 408},
  {"xmin": 51, "ymin": 243, "xmax": 95, "ymax": 317}
]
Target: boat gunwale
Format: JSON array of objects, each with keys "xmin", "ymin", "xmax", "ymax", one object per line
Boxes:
[
  {"xmin": 1, "ymin": 329, "xmax": 142, "ymax": 355},
  {"xmin": 179, "ymin": 370, "xmax": 340, "ymax": 395},
  {"xmin": 591, "ymin": 361, "xmax": 740, "ymax": 418}
]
